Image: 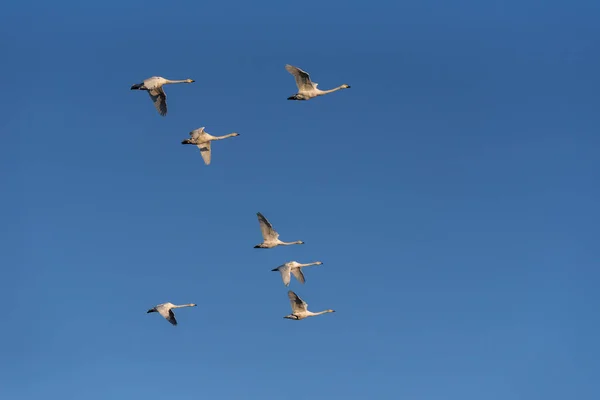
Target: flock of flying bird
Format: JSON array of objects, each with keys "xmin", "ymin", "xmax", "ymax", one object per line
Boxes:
[
  {"xmin": 130, "ymin": 65, "xmax": 351, "ymax": 165},
  {"xmin": 135, "ymin": 64, "xmax": 351, "ymax": 325}
]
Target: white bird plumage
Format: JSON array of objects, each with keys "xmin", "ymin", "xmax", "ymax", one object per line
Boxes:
[
  {"xmin": 130, "ymin": 76, "xmax": 195, "ymax": 116},
  {"xmin": 146, "ymin": 302, "xmax": 197, "ymax": 326},
  {"xmin": 284, "ymin": 291, "xmax": 335, "ymax": 320},
  {"xmin": 181, "ymin": 127, "xmax": 240, "ymax": 165},
  {"xmin": 254, "ymin": 212, "xmax": 304, "ymax": 249},
  {"xmin": 285, "ymin": 64, "xmax": 351, "ymax": 101},
  {"xmin": 272, "ymin": 260, "xmax": 323, "ymax": 286}
]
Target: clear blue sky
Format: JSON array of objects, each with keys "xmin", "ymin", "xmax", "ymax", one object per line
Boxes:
[{"xmin": 2, "ymin": 1, "xmax": 599, "ymax": 399}]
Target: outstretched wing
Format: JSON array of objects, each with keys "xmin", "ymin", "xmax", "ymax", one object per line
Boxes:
[
  {"xmin": 148, "ymin": 87, "xmax": 167, "ymax": 116},
  {"xmin": 257, "ymin": 212, "xmax": 278, "ymax": 241},
  {"xmin": 291, "ymin": 268, "xmax": 306, "ymax": 284},
  {"xmin": 190, "ymin": 127, "xmax": 205, "ymax": 140},
  {"xmin": 197, "ymin": 141, "xmax": 211, "ymax": 165},
  {"xmin": 288, "ymin": 290, "xmax": 308, "ymax": 313},
  {"xmin": 285, "ymin": 64, "xmax": 314, "ymax": 91},
  {"xmin": 167, "ymin": 309, "xmax": 178, "ymax": 326},
  {"xmin": 157, "ymin": 306, "xmax": 177, "ymax": 326},
  {"xmin": 278, "ymin": 264, "xmax": 292, "ymax": 286}
]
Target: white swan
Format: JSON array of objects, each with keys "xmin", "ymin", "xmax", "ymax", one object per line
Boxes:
[
  {"xmin": 146, "ymin": 302, "xmax": 197, "ymax": 326},
  {"xmin": 284, "ymin": 291, "xmax": 335, "ymax": 320},
  {"xmin": 130, "ymin": 76, "xmax": 195, "ymax": 116},
  {"xmin": 285, "ymin": 64, "xmax": 350, "ymax": 101},
  {"xmin": 272, "ymin": 261, "xmax": 323, "ymax": 286},
  {"xmin": 254, "ymin": 212, "xmax": 304, "ymax": 249},
  {"xmin": 181, "ymin": 127, "xmax": 239, "ymax": 165}
]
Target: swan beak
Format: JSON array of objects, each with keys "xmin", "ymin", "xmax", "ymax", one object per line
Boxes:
[
  {"xmin": 347, "ymin": 85, "xmax": 351, "ymax": 88},
  {"xmin": 191, "ymin": 80, "xmax": 195, "ymax": 83}
]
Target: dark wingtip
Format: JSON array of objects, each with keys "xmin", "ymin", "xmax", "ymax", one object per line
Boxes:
[
  {"xmin": 254, "ymin": 245, "xmax": 261, "ymax": 248},
  {"xmin": 271, "ymin": 268, "xmax": 279, "ymax": 271}
]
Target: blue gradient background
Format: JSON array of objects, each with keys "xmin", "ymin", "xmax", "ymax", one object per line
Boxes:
[{"xmin": 2, "ymin": 1, "xmax": 599, "ymax": 399}]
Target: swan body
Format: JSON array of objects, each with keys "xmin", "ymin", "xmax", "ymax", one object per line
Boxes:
[
  {"xmin": 181, "ymin": 127, "xmax": 240, "ymax": 165},
  {"xmin": 254, "ymin": 212, "xmax": 304, "ymax": 249},
  {"xmin": 285, "ymin": 64, "xmax": 350, "ymax": 101},
  {"xmin": 284, "ymin": 291, "xmax": 335, "ymax": 320},
  {"xmin": 146, "ymin": 302, "xmax": 197, "ymax": 326},
  {"xmin": 130, "ymin": 76, "xmax": 195, "ymax": 116},
  {"xmin": 272, "ymin": 261, "xmax": 323, "ymax": 286}
]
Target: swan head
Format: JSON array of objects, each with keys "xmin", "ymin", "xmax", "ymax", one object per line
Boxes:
[
  {"xmin": 316, "ymin": 261, "xmax": 323, "ymax": 265},
  {"xmin": 231, "ymin": 133, "xmax": 240, "ymax": 137},
  {"xmin": 190, "ymin": 304, "xmax": 197, "ymax": 307},
  {"xmin": 342, "ymin": 84, "xmax": 351, "ymax": 89},
  {"xmin": 186, "ymin": 79, "xmax": 195, "ymax": 83},
  {"xmin": 328, "ymin": 309, "xmax": 335, "ymax": 313}
]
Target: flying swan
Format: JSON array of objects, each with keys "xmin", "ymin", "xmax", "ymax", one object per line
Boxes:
[
  {"xmin": 284, "ymin": 290, "xmax": 335, "ymax": 320},
  {"xmin": 130, "ymin": 76, "xmax": 195, "ymax": 116},
  {"xmin": 285, "ymin": 64, "xmax": 350, "ymax": 101},
  {"xmin": 146, "ymin": 302, "xmax": 197, "ymax": 326},
  {"xmin": 181, "ymin": 127, "xmax": 239, "ymax": 165},
  {"xmin": 254, "ymin": 212, "xmax": 304, "ymax": 248},
  {"xmin": 272, "ymin": 261, "xmax": 323, "ymax": 286}
]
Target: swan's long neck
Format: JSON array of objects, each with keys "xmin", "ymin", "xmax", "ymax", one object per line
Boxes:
[
  {"xmin": 318, "ymin": 85, "xmax": 347, "ymax": 95},
  {"xmin": 310, "ymin": 309, "xmax": 334, "ymax": 316},
  {"xmin": 173, "ymin": 303, "xmax": 195, "ymax": 309},
  {"xmin": 211, "ymin": 133, "xmax": 238, "ymax": 141},
  {"xmin": 164, "ymin": 79, "xmax": 191, "ymax": 85},
  {"xmin": 298, "ymin": 262, "xmax": 321, "ymax": 267},
  {"xmin": 278, "ymin": 240, "xmax": 304, "ymax": 246}
]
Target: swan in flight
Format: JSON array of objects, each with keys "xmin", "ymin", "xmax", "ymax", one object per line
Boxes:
[
  {"xmin": 130, "ymin": 76, "xmax": 195, "ymax": 116},
  {"xmin": 285, "ymin": 64, "xmax": 350, "ymax": 101},
  {"xmin": 284, "ymin": 291, "xmax": 335, "ymax": 320},
  {"xmin": 181, "ymin": 127, "xmax": 240, "ymax": 165},
  {"xmin": 272, "ymin": 261, "xmax": 323, "ymax": 286},
  {"xmin": 254, "ymin": 212, "xmax": 304, "ymax": 248},
  {"xmin": 146, "ymin": 302, "xmax": 197, "ymax": 326}
]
